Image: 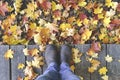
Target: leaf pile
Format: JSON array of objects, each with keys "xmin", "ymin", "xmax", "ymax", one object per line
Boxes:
[{"xmin": 0, "ymin": 0, "xmax": 120, "ymax": 45}]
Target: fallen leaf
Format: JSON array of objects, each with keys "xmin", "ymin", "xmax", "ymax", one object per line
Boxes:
[
  {"xmin": 94, "ymin": 7, "xmax": 103, "ymax": 14},
  {"xmin": 52, "ymin": 1, "xmax": 63, "ymax": 11},
  {"xmin": 39, "ymin": 44, "xmax": 45, "ymax": 52},
  {"xmin": 0, "ymin": 2, "xmax": 9, "ymax": 16},
  {"xmin": 4, "ymin": 49, "xmax": 14, "ymax": 60},
  {"xmin": 23, "ymin": 48, "xmax": 29, "ymax": 56},
  {"xmin": 24, "ymin": 66, "xmax": 37, "ymax": 79},
  {"xmin": 39, "ymin": 0, "xmax": 51, "ymax": 10},
  {"xmin": 101, "ymin": 75, "xmax": 108, "ymax": 80},
  {"xmin": 32, "ymin": 56, "xmax": 44, "ymax": 68},
  {"xmin": 45, "ymin": 22, "xmax": 58, "ymax": 32},
  {"xmin": 105, "ymin": 0, "xmax": 112, "ymax": 7},
  {"xmin": 105, "ymin": 55, "xmax": 113, "ymax": 62},
  {"xmin": 72, "ymin": 48, "xmax": 82, "ymax": 63},
  {"xmin": 60, "ymin": 23, "xmax": 71, "ymax": 31},
  {"xmin": 99, "ymin": 67, "xmax": 108, "ymax": 75},
  {"xmin": 18, "ymin": 63, "xmax": 25, "ymax": 69},
  {"xmin": 70, "ymin": 65, "xmax": 75, "ymax": 72},
  {"xmin": 103, "ymin": 17, "xmax": 111, "ymax": 27},
  {"xmin": 28, "ymin": 48, "xmax": 39, "ymax": 57},
  {"xmin": 117, "ymin": 3, "xmax": 120, "ymax": 12},
  {"xmin": 78, "ymin": 0, "xmax": 87, "ymax": 7},
  {"xmin": 14, "ymin": 0, "xmax": 22, "ymax": 13},
  {"xmin": 91, "ymin": 42, "xmax": 101, "ymax": 53},
  {"xmin": 88, "ymin": 66, "xmax": 96, "ymax": 73}
]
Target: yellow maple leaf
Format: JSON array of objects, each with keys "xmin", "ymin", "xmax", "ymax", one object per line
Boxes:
[
  {"xmin": 72, "ymin": 48, "xmax": 82, "ymax": 63},
  {"xmin": 99, "ymin": 33, "xmax": 106, "ymax": 40},
  {"xmin": 81, "ymin": 28, "xmax": 92, "ymax": 41},
  {"xmin": 94, "ymin": 7, "xmax": 103, "ymax": 14},
  {"xmin": 76, "ymin": 19, "xmax": 82, "ymax": 27},
  {"xmin": 83, "ymin": 18, "xmax": 89, "ymax": 25},
  {"xmin": 78, "ymin": 0, "xmax": 87, "ymax": 7},
  {"xmin": 24, "ymin": 1, "xmax": 37, "ymax": 18},
  {"xmin": 103, "ymin": 17, "xmax": 111, "ymax": 27},
  {"xmin": 4, "ymin": 49, "xmax": 14, "ymax": 60},
  {"xmin": 29, "ymin": 22, "xmax": 37, "ymax": 30},
  {"xmin": 73, "ymin": 57, "xmax": 81, "ymax": 64},
  {"xmin": 60, "ymin": 23, "xmax": 71, "ymax": 31},
  {"xmin": 18, "ymin": 63, "xmax": 25, "ymax": 69},
  {"xmin": 105, "ymin": 0, "xmax": 112, "ymax": 8},
  {"xmin": 90, "ymin": 19, "xmax": 98, "ymax": 26},
  {"xmin": 98, "ymin": 13, "xmax": 104, "ymax": 19},
  {"xmin": 99, "ymin": 67, "xmax": 108, "ymax": 75},
  {"xmin": 2, "ymin": 35, "xmax": 20, "ymax": 45},
  {"xmin": 52, "ymin": 1, "xmax": 63, "ymax": 11},
  {"xmin": 10, "ymin": 25, "xmax": 17, "ymax": 35}
]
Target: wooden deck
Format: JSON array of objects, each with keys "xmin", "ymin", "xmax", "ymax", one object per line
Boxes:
[{"xmin": 0, "ymin": 44, "xmax": 120, "ymax": 80}]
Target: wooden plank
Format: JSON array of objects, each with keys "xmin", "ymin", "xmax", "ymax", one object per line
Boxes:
[
  {"xmin": 10, "ymin": 45, "xmax": 25, "ymax": 80},
  {"xmin": 91, "ymin": 44, "xmax": 107, "ymax": 80},
  {"xmin": 42, "ymin": 51, "xmax": 47, "ymax": 73},
  {"xmin": 0, "ymin": 45, "xmax": 9, "ymax": 80},
  {"xmin": 107, "ymin": 44, "xmax": 120, "ymax": 80},
  {"xmin": 27, "ymin": 45, "xmax": 42, "ymax": 74},
  {"xmin": 75, "ymin": 44, "xmax": 90, "ymax": 80}
]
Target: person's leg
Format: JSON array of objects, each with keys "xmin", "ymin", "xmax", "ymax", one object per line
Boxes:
[
  {"xmin": 36, "ymin": 45, "xmax": 60, "ymax": 80},
  {"xmin": 60, "ymin": 45, "xmax": 80, "ymax": 80},
  {"xmin": 60, "ymin": 62, "xmax": 80, "ymax": 80},
  {"xmin": 36, "ymin": 62, "xmax": 60, "ymax": 80}
]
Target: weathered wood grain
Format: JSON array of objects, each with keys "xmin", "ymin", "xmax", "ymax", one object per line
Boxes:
[
  {"xmin": 107, "ymin": 44, "xmax": 120, "ymax": 80},
  {"xmin": 75, "ymin": 44, "xmax": 90, "ymax": 80},
  {"xmin": 42, "ymin": 50, "xmax": 47, "ymax": 73},
  {"xmin": 10, "ymin": 45, "xmax": 25, "ymax": 80},
  {"xmin": 27, "ymin": 45, "xmax": 42, "ymax": 74},
  {"xmin": 0, "ymin": 45, "xmax": 9, "ymax": 80},
  {"xmin": 91, "ymin": 44, "xmax": 107, "ymax": 80}
]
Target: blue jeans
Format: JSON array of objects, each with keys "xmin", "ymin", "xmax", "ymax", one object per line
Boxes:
[{"xmin": 36, "ymin": 62, "xmax": 80, "ymax": 80}]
